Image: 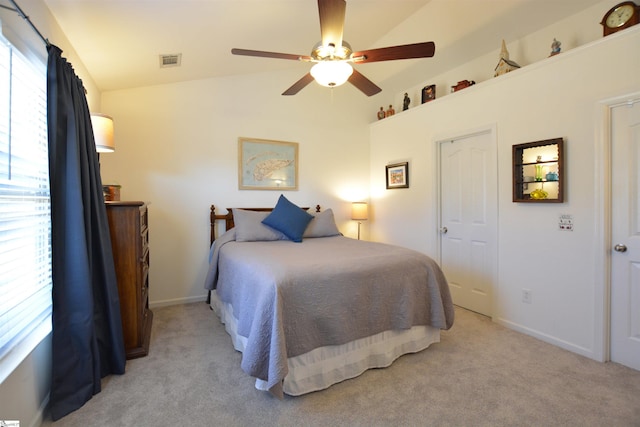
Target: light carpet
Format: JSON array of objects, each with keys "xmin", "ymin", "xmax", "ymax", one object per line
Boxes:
[{"xmin": 44, "ymin": 302, "xmax": 640, "ymax": 427}]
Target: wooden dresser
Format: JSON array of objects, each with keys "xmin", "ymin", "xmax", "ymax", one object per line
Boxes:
[{"xmin": 105, "ymin": 201, "xmax": 153, "ymax": 359}]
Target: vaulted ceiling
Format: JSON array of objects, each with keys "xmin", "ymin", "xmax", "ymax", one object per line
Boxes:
[{"xmin": 41, "ymin": 0, "xmax": 603, "ymax": 93}]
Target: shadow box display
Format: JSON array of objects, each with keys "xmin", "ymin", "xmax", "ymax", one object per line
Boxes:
[{"xmin": 512, "ymin": 138, "xmax": 564, "ymax": 203}]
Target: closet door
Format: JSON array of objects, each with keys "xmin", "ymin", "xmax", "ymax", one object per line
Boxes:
[
  {"xmin": 610, "ymin": 98, "xmax": 640, "ymax": 371},
  {"xmin": 439, "ymin": 129, "xmax": 497, "ymax": 317}
]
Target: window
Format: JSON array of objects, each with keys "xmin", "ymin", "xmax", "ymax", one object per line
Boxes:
[{"xmin": 0, "ymin": 31, "xmax": 51, "ymax": 383}]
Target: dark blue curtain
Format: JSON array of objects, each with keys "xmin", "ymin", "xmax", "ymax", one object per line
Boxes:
[{"xmin": 47, "ymin": 45, "xmax": 126, "ymax": 421}]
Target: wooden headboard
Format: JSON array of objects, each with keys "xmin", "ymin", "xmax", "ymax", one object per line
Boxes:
[{"xmin": 210, "ymin": 204, "xmax": 321, "ymax": 244}]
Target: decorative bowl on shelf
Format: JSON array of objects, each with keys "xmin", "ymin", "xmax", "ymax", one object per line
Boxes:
[
  {"xmin": 530, "ymin": 188, "xmax": 548, "ymax": 199},
  {"xmin": 545, "ymin": 171, "xmax": 559, "ymax": 181}
]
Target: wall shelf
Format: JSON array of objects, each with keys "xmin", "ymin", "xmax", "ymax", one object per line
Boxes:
[{"xmin": 512, "ymin": 138, "xmax": 564, "ymax": 203}]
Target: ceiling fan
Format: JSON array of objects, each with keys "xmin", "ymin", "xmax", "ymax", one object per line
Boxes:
[{"xmin": 231, "ymin": 0, "xmax": 435, "ymax": 96}]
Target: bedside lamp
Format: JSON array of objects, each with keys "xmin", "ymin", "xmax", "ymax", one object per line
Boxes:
[
  {"xmin": 91, "ymin": 113, "xmax": 118, "ymax": 200},
  {"xmin": 91, "ymin": 113, "xmax": 115, "ymax": 153},
  {"xmin": 351, "ymin": 202, "xmax": 368, "ymax": 240}
]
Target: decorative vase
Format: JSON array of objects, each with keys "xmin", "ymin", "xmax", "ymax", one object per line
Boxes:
[{"xmin": 535, "ymin": 165, "xmax": 544, "ymax": 181}]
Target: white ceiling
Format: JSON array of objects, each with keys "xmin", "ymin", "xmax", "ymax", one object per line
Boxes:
[{"xmin": 40, "ymin": 0, "xmax": 604, "ymax": 93}]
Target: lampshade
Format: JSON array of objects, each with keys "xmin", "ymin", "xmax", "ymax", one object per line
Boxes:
[
  {"xmin": 91, "ymin": 113, "xmax": 115, "ymax": 153},
  {"xmin": 351, "ymin": 202, "xmax": 368, "ymax": 221},
  {"xmin": 310, "ymin": 61, "xmax": 353, "ymax": 88}
]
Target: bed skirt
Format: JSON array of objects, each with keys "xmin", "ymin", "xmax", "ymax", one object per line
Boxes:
[{"xmin": 210, "ymin": 291, "xmax": 441, "ymax": 396}]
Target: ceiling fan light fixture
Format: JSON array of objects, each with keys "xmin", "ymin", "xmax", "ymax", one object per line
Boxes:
[
  {"xmin": 310, "ymin": 61, "xmax": 353, "ymax": 88},
  {"xmin": 230, "ymin": 0, "xmax": 434, "ymax": 96},
  {"xmin": 312, "ymin": 41, "xmax": 352, "ymax": 60}
]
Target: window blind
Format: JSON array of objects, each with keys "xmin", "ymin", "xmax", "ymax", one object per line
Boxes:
[{"xmin": 0, "ymin": 32, "xmax": 51, "ymax": 380}]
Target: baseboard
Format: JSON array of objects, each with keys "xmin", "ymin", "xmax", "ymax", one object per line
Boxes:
[
  {"xmin": 149, "ymin": 294, "xmax": 208, "ymax": 308},
  {"xmin": 29, "ymin": 392, "xmax": 49, "ymax": 427},
  {"xmin": 494, "ymin": 317, "xmax": 599, "ymax": 361}
]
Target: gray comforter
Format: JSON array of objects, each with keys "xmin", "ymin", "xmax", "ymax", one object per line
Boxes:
[{"xmin": 204, "ymin": 232, "xmax": 454, "ymax": 398}]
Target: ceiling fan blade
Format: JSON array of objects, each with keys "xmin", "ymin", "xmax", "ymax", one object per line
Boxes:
[
  {"xmin": 353, "ymin": 41, "xmax": 435, "ymax": 63},
  {"xmin": 231, "ymin": 48, "xmax": 311, "ymax": 61},
  {"xmin": 348, "ymin": 69, "xmax": 382, "ymax": 97},
  {"xmin": 318, "ymin": 0, "xmax": 346, "ymax": 48},
  {"xmin": 282, "ymin": 73, "xmax": 315, "ymax": 96}
]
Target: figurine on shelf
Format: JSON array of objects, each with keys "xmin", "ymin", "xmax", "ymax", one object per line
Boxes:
[
  {"xmin": 385, "ymin": 104, "xmax": 395, "ymax": 117},
  {"xmin": 403, "ymin": 93, "xmax": 411, "ymax": 111},
  {"xmin": 451, "ymin": 80, "xmax": 475, "ymax": 92},
  {"xmin": 377, "ymin": 106, "xmax": 386, "ymax": 120},
  {"xmin": 549, "ymin": 38, "xmax": 561, "ymax": 56},
  {"xmin": 494, "ymin": 39, "xmax": 520, "ymax": 77}
]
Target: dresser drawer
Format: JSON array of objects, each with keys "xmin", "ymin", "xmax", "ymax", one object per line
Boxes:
[
  {"xmin": 140, "ymin": 206, "xmax": 148, "ymax": 232},
  {"xmin": 141, "ymin": 274, "xmax": 148, "ymax": 307},
  {"xmin": 141, "ymin": 246, "xmax": 149, "ymax": 268},
  {"xmin": 142, "ymin": 254, "xmax": 149, "ymax": 286},
  {"xmin": 140, "ymin": 229, "xmax": 149, "ymax": 259}
]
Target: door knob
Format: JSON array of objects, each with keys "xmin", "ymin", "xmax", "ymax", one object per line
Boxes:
[
  {"xmin": 440, "ymin": 227, "xmax": 448, "ymax": 234},
  {"xmin": 614, "ymin": 244, "xmax": 627, "ymax": 252}
]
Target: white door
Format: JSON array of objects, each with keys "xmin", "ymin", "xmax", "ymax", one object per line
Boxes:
[
  {"xmin": 439, "ymin": 130, "xmax": 497, "ymax": 317},
  {"xmin": 611, "ymin": 98, "xmax": 640, "ymax": 371}
]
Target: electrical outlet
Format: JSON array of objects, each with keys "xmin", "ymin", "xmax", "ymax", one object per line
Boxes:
[
  {"xmin": 522, "ymin": 289, "xmax": 532, "ymax": 304},
  {"xmin": 559, "ymin": 214, "xmax": 573, "ymax": 231}
]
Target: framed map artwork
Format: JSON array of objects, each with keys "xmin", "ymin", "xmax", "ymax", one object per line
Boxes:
[{"xmin": 238, "ymin": 137, "xmax": 299, "ymax": 190}]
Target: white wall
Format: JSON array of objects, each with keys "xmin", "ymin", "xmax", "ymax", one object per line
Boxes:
[
  {"xmin": 99, "ymin": 70, "xmax": 375, "ymax": 306},
  {"xmin": 0, "ymin": 1, "xmax": 100, "ymax": 426},
  {"xmin": 369, "ymin": 27, "xmax": 640, "ymax": 362}
]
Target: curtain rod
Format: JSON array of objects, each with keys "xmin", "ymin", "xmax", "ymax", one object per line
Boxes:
[{"xmin": 1, "ymin": 0, "xmax": 50, "ymax": 47}]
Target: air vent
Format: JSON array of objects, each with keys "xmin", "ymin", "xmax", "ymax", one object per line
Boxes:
[{"xmin": 159, "ymin": 54, "xmax": 182, "ymax": 68}]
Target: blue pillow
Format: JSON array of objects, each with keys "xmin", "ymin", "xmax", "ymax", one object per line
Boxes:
[{"xmin": 262, "ymin": 195, "xmax": 313, "ymax": 242}]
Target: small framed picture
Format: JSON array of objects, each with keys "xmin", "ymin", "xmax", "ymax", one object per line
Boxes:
[
  {"xmin": 386, "ymin": 162, "xmax": 409, "ymax": 189},
  {"xmin": 421, "ymin": 84, "xmax": 436, "ymax": 103}
]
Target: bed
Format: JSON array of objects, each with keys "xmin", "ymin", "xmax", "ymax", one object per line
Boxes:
[{"xmin": 204, "ymin": 195, "xmax": 454, "ymax": 398}]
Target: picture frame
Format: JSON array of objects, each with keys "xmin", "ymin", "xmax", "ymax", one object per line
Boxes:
[
  {"xmin": 421, "ymin": 84, "xmax": 436, "ymax": 103},
  {"xmin": 386, "ymin": 162, "xmax": 409, "ymax": 189},
  {"xmin": 238, "ymin": 137, "xmax": 299, "ymax": 190}
]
